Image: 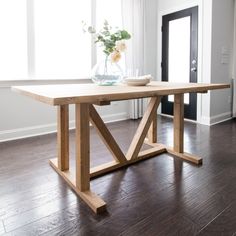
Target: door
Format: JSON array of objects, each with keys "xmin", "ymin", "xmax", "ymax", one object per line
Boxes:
[{"xmin": 161, "ymin": 6, "xmax": 198, "ymax": 120}]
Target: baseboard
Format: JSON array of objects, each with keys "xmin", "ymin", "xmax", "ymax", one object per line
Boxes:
[
  {"xmin": 160, "ymin": 112, "xmax": 232, "ymax": 126},
  {"xmin": 0, "ymin": 112, "xmax": 129, "ymax": 143},
  {"xmin": 159, "ymin": 113, "xmax": 197, "ymax": 124},
  {"xmin": 98, "ymin": 112, "xmax": 129, "ymax": 123},
  {"xmin": 1, "ymin": 111, "xmax": 232, "ymax": 142},
  {"xmin": 200, "ymin": 112, "xmax": 232, "ymax": 126}
]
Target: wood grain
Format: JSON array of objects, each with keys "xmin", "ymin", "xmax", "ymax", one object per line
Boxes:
[
  {"xmin": 12, "ymin": 82, "xmax": 230, "ymax": 105},
  {"xmin": 147, "ymin": 110, "xmax": 157, "ymax": 143},
  {"xmin": 174, "ymin": 94, "xmax": 184, "ymax": 153},
  {"xmin": 126, "ymin": 97, "xmax": 161, "ymax": 160},
  {"xmin": 90, "ymin": 145, "xmax": 166, "ymax": 178},
  {"xmin": 197, "ymin": 200, "xmax": 236, "ymax": 235},
  {"xmin": 57, "ymin": 105, "xmax": 69, "ymax": 171},
  {"xmin": 75, "ymin": 104, "xmax": 90, "ymax": 191},
  {"xmin": 49, "ymin": 158, "xmax": 106, "ymax": 214},
  {"xmin": 89, "ymin": 105, "xmax": 127, "ymax": 164},
  {"xmin": 93, "ymin": 101, "xmax": 111, "ymax": 106},
  {"xmin": 166, "ymin": 148, "xmax": 202, "ymax": 165},
  {"xmin": 1, "ymin": 118, "xmax": 236, "ymax": 235}
]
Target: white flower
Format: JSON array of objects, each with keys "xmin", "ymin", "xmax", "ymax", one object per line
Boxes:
[
  {"xmin": 115, "ymin": 40, "xmax": 127, "ymax": 52},
  {"xmin": 111, "ymin": 50, "xmax": 121, "ymax": 63}
]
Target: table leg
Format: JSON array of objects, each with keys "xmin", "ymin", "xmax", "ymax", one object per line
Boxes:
[
  {"xmin": 174, "ymin": 94, "xmax": 184, "ymax": 153},
  {"xmin": 72, "ymin": 104, "xmax": 106, "ymax": 212},
  {"xmin": 75, "ymin": 103, "xmax": 90, "ymax": 191},
  {"xmin": 165, "ymin": 94, "xmax": 202, "ymax": 164},
  {"xmin": 50, "ymin": 104, "xmax": 106, "ymax": 214},
  {"xmin": 57, "ymin": 105, "xmax": 69, "ymax": 171},
  {"xmin": 147, "ymin": 109, "xmax": 157, "ymax": 143}
]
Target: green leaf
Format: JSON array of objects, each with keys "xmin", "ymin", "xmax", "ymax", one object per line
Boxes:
[
  {"xmin": 110, "ymin": 34, "xmax": 118, "ymax": 41},
  {"xmin": 103, "ymin": 49, "xmax": 110, "ymax": 55},
  {"xmin": 101, "ymin": 31, "xmax": 110, "ymax": 37},
  {"xmin": 120, "ymin": 30, "xmax": 131, "ymax": 39},
  {"xmin": 104, "ymin": 40, "xmax": 115, "ymax": 48}
]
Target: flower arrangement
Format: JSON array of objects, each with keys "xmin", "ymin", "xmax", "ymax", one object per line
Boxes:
[{"xmin": 83, "ymin": 20, "xmax": 131, "ymax": 63}]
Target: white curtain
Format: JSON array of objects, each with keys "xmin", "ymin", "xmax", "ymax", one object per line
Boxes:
[
  {"xmin": 233, "ymin": 0, "xmax": 236, "ymax": 117},
  {"xmin": 121, "ymin": 0, "xmax": 146, "ymax": 119}
]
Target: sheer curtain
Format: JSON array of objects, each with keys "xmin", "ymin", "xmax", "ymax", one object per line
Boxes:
[
  {"xmin": 233, "ymin": 0, "xmax": 236, "ymax": 117},
  {"xmin": 121, "ymin": 0, "xmax": 146, "ymax": 119}
]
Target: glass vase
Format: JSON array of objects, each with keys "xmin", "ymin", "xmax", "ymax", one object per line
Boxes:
[{"xmin": 91, "ymin": 56, "xmax": 123, "ymax": 86}]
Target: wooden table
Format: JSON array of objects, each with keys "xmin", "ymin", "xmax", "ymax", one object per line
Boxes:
[{"xmin": 12, "ymin": 81, "xmax": 230, "ymax": 213}]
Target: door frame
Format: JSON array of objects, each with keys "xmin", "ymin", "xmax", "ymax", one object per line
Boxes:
[
  {"xmin": 161, "ymin": 6, "xmax": 198, "ymax": 121},
  {"xmin": 156, "ymin": 2, "xmax": 204, "ymax": 124}
]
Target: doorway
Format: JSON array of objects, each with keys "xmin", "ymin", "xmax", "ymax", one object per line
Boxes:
[{"xmin": 161, "ymin": 6, "xmax": 198, "ymax": 120}]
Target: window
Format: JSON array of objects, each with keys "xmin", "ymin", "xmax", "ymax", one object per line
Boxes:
[
  {"xmin": 0, "ymin": 0, "xmax": 28, "ymax": 80},
  {"xmin": 96, "ymin": 0, "xmax": 125, "ymax": 72},
  {"xmin": 34, "ymin": 0, "xmax": 91, "ymax": 79},
  {"xmin": 0, "ymin": 0, "xmax": 123, "ymax": 81}
]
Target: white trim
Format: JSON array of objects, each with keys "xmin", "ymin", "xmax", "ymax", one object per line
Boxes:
[
  {"xmin": 0, "ymin": 78, "xmax": 92, "ymax": 88},
  {"xmin": 26, "ymin": 0, "xmax": 35, "ymax": 77},
  {"xmin": 160, "ymin": 111, "xmax": 232, "ymax": 126},
  {"xmin": 199, "ymin": 116, "xmax": 210, "ymax": 126},
  {"xmin": 232, "ymin": 0, "xmax": 236, "ymax": 79},
  {"xmin": 157, "ymin": 1, "xmax": 200, "ymax": 17},
  {"xmin": 232, "ymin": 78, "xmax": 236, "ymax": 117},
  {"xmin": 0, "ymin": 112, "xmax": 129, "ymax": 143},
  {"xmin": 200, "ymin": 112, "xmax": 232, "ymax": 126},
  {"xmin": 159, "ymin": 113, "xmax": 198, "ymax": 124}
]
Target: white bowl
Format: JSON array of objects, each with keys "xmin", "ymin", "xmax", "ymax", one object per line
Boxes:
[{"xmin": 123, "ymin": 77, "xmax": 150, "ymax": 86}]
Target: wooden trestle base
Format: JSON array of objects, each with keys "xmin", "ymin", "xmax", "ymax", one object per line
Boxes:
[
  {"xmin": 49, "ymin": 158, "xmax": 106, "ymax": 214},
  {"xmin": 49, "ymin": 95, "xmax": 202, "ymax": 214},
  {"xmin": 49, "ymin": 141, "xmax": 202, "ymax": 213}
]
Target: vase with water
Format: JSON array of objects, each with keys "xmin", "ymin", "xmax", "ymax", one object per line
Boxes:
[{"xmin": 91, "ymin": 55, "xmax": 123, "ymax": 86}]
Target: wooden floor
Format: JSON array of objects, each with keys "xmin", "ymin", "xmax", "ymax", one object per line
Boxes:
[{"xmin": 0, "ymin": 116, "xmax": 236, "ymax": 236}]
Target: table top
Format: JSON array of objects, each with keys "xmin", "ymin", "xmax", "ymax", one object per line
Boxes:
[{"xmin": 12, "ymin": 82, "xmax": 230, "ymax": 106}]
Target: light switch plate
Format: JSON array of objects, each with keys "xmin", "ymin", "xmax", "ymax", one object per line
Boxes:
[
  {"xmin": 221, "ymin": 55, "xmax": 229, "ymax": 64},
  {"xmin": 221, "ymin": 46, "xmax": 229, "ymax": 55}
]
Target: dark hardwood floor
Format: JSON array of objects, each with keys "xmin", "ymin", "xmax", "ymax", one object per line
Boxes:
[{"xmin": 0, "ymin": 116, "xmax": 236, "ymax": 236}]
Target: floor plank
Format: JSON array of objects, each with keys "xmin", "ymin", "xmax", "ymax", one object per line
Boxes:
[
  {"xmin": 0, "ymin": 117, "xmax": 235, "ymax": 235},
  {"xmin": 197, "ymin": 200, "xmax": 236, "ymax": 236},
  {"xmin": 121, "ymin": 212, "xmax": 199, "ymax": 236}
]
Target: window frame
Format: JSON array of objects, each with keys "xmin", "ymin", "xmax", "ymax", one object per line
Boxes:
[
  {"xmin": 0, "ymin": 0, "xmax": 97, "ymax": 83},
  {"xmin": 0, "ymin": 0, "xmax": 123, "ymax": 83}
]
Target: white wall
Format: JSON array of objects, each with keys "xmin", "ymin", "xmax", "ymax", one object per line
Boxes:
[
  {"xmin": 1, "ymin": 0, "xmax": 234, "ymax": 142},
  {"xmin": 0, "ymin": 80, "xmax": 129, "ymax": 142},
  {"xmin": 156, "ymin": 0, "xmax": 234, "ymax": 125},
  {"xmin": 0, "ymin": 0, "xmax": 157, "ymax": 142},
  {"xmin": 210, "ymin": 0, "xmax": 234, "ymax": 121},
  {"xmin": 144, "ymin": 0, "xmax": 158, "ymax": 78}
]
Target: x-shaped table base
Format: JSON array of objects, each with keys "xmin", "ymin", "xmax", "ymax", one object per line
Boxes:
[{"xmin": 49, "ymin": 94, "xmax": 202, "ymax": 213}]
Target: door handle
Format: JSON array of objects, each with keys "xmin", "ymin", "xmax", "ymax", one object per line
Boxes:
[{"xmin": 191, "ymin": 67, "xmax": 197, "ymax": 72}]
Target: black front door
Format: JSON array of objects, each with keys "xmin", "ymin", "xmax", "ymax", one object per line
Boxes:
[{"xmin": 161, "ymin": 6, "xmax": 198, "ymax": 120}]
